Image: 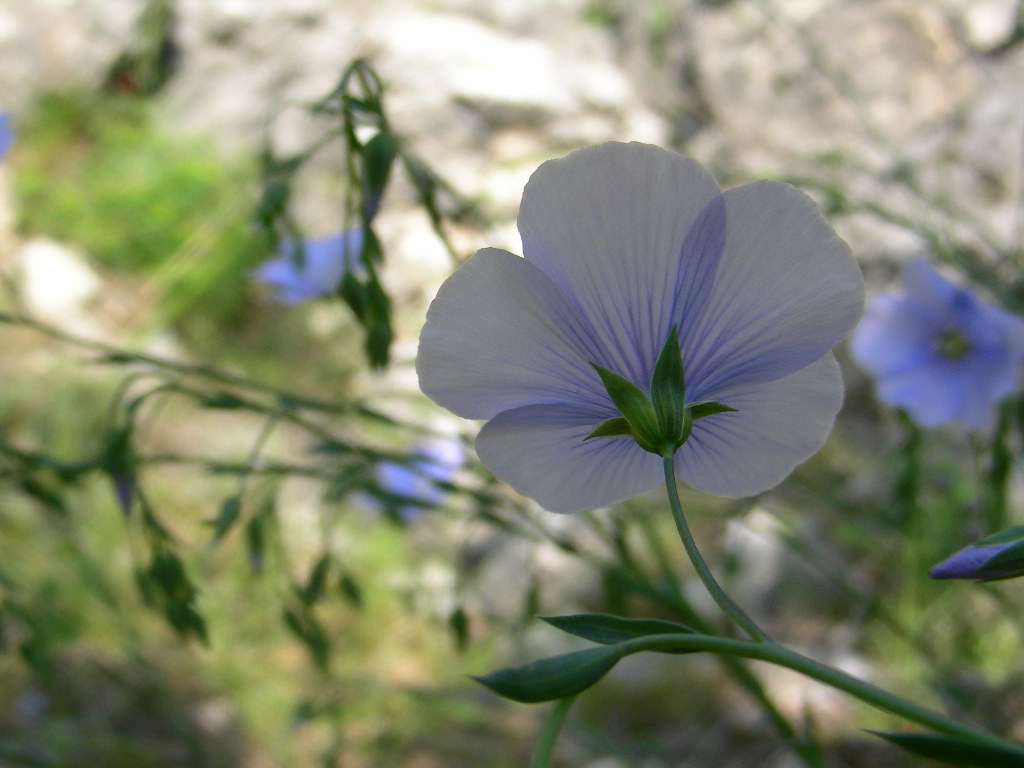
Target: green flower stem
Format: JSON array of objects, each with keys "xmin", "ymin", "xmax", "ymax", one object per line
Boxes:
[
  {"xmin": 530, "ymin": 695, "xmax": 577, "ymax": 768},
  {"xmin": 613, "ymin": 633, "xmax": 1024, "ymax": 756},
  {"xmin": 637, "ymin": 515, "xmax": 826, "ymax": 768},
  {"xmin": 662, "ymin": 455, "xmax": 769, "ymax": 642}
]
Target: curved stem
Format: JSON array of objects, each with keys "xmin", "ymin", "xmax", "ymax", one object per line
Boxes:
[
  {"xmin": 530, "ymin": 695, "xmax": 576, "ymax": 768},
  {"xmin": 636, "ymin": 515, "xmax": 826, "ymax": 767},
  {"xmin": 617, "ymin": 633, "xmax": 1024, "ymax": 755},
  {"xmin": 662, "ymin": 456, "xmax": 769, "ymax": 642}
]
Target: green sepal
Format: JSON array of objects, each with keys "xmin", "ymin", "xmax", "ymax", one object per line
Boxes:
[
  {"xmin": 583, "ymin": 417, "xmax": 632, "ymax": 441},
  {"xmin": 473, "ymin": 645, "xmax": 625, "ymax": 704},
  {"xmin": 590, "ymin": 363, "xmax": 661, "ymax": 454},
  {"xmin": 689, "ymin": 401, "xmax": 739, "ymax": 421},
  {"xmin": 978, "ymin": 539, "xmax": 1024, "ymax": 575},
  {"xmin": 976, "ymin": 526, "xmax": 1024, "ymax": 547},
  {"xmin": 541, "ymin": 613, "xmax": 699, "ymax": 655},
  {"xmin": 650, "ymin": 326, "xmax": 687, "ymax": 452},
  {"xmin": 868, "ymin": 730, "xmax": 1024, "ymax": 768}
]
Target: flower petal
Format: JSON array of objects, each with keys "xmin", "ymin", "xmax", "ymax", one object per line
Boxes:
[
  {"xmin": 475, "ymin": 403, "xmax": 663, "ymax": 513},
  {"xmin": 677, "ymin": 354, "xmax": 843, "ymax": 497},
  {"xmin": 518, "ymin": 142, "xmax": 724, "ymax": 385},
  {"xmin": 682, "ymin": 182, "xmax": 864, "ymax": 400},
  {"xmin": 900, "ymin": 257, "xmax": 961, "ymax": 325},
  {"xmin": 850, "ymin": 294, "xmax": 935, "ymax": 377},
  {"xmin": 418, "ymin": 248, "xmax": 610, "ymax": 420}
]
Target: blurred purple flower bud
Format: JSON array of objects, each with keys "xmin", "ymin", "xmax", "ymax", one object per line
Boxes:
[
  {"xmin": 376, "ymin": 439, "xmax": 463, "ymax": 521},
  {"xmin": 930, "ymin": 526, "xmax": 1024, "ymax": 580},
  {"xmin": 252, "ymin": 230, "xmax": 363, "ymax": 304},
  {"xmin": 111, "ymin": 472, "xmax": 136, "ymax": 516}
]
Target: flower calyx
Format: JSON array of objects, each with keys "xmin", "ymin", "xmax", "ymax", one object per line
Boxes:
[{"xmin": 586, "ymin": 327, "xmax": 736, "ymax": 458}]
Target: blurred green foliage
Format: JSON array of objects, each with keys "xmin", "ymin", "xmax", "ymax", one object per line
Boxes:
[{"xmin": 14, "ymin": 90, "xmax": 264, "ymax": 329}]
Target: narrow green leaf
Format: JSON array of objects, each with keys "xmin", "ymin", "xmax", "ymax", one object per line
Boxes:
[
  {"xmin": 246, "ymin": 513, "xmax": 266, "ymax": 574},
  {"xmin": 650, "ymin": 326, "xmax": 687, "ymax": 448},
  {"xmin": 301, "ymin": 554, "xmax": 332, "ymax": 604},
  {"xmin": 689, "ymin": 401, "xmax": 738, "ymax": 421},
  {"xmin": 590, "ymin": 363, "xmax": 660, "ymax": 454},
  {"xmin": 201, "ymin": 392, "xmax": 248, "ymax": 410},
  {"xmin": 976, "ymin": 526, "xmax": 1024, "ymax": 547},
  {"xmin": 541, "ymin": 613, "xmax": 698, "ymax": 654},
  {"xmin": 584, "ymin": 417, "xmax": 632, "ymax": 441},
  {"xmin": 449, "ymin": 606, "xmax": 469, "ymax": 652},
  {"xmin": 978, "ymin": 540, "xmax": 1024, "ymax": 573},
  {"xmin": 473, "ymin": 645, "xmax": 624, "ymax": 703},
  {"xmin": 360, "ymin": 131, "xmax": 395, "ymax": 221},
  {"xmin": 868, "ymin": 730, "xmax": 1024, "ymax": 767},
  {"xmin": 256, "ymin": 180, "xmax": 290, "ymax": 225},
  {"xmin": 338, "ymin": 571, "xmax": 363, "ymax": 608},
  {"xmin": 208, "ymin": 496, "xmax": 241, "ymax": 541},
  {"xmin": 283, "ymin": 605, "xmax": 331, "ymax": 669}
]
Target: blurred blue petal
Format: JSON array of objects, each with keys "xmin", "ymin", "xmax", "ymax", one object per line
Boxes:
[
  {"xmin": 375, "ymin": 439, "xmax": 463, "ymax": 520},
  {"xmin": 252, "ymin": 230, "xmax": 363, "ymax": 304},
  {"xmin": 419, "ymin": 142, "xmax": 864, "ymax": 512},
  {"xmin": 0, "ymin": 113, "xmax": 12, "ymax": 160},
  {"xmin": 851, "ymin": 258, "xmax": 1024, "ymax": 429}
]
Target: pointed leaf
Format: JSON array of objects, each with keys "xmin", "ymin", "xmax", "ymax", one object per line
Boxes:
[
  {"xmin": 449, "ymin": 606, "xmax": 469, "ymax": 652},
  {"xmin": 868, "ymin": 731, "xmax": 1024, "ymax": 767},
  {"xmin": 590, "ymin": 363, "xmax": 660, "ymax": 454},
  {"xmin": 541, "ymin": 613, "xmax": 699, "ymax": 654},
  {"xmin": 338, "ymin": 571, "xmax": 363, "ymax": 608},
  {"xmin": 584, "ymin": 417, "xmax": 632, "ymax": 441},
  {"xmin": 301, "ymin": 554, "xmax": 332, "ymax": 605},
  {"xmin": 361, "ymin": 131, "xmax": 395, "ymax": 221},
  {"xmin": 980, "ymin": 539, "xmax": 1024, "ymax": 572},
  {"xmin": 208, "ymin": 496, "xmax": 241, "ymax": 542},
  {"xmin": 473, "ymin": 646, "xmax": 624, "ymax": 703},
  {"xmin": 651, "ymin": 326, "xmax": 687, "ymax": 448},
  {"xmin": 689, "ymin": 401, "xmax": 738, "ymax": 421},
  {"xmin": 977, "ymin": 526, "xmax": 1024, "ymax": 547}
]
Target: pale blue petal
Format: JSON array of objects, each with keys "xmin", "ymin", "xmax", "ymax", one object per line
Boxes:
[
  {"xmin": 251, "ymin": 257, "xmax": 314, "ymax": 304},
  {"xmin": 418, "ymin": 248, "xmax": 611, "ymax": 420},
  {"xmin": 967, "ymin": 302, "xmax": 1024, "ymax": 399},
  {"xmin": 253, "ymin": 231, "xmax": 362, "ymax": 304},
  {"xmin": 900, "ymin": 257, "xmax": 960, "ymax": 325},
  {"xmin": 682, "ymin": 182, "xmax": 864, "ymax": 400},
  {"xmin": 875, "ymin": 361, "xmax": 966, "ymax": 427},
  {"xmin": 378, "ymin": 462, "xmax": 444, "ymax": 506},
  {"xmin": 676, "ymin": 355, "xmax": 843, "ymax": 497},
  {"xmin": 518, "ymin": 142, "xmax": 724, "ymax": 386},
  {"xmin": 475, "ymin": 402, "xmax": 663, "ymax": 513},
  {"xmin": 877, "ymin": 341, "xmax": 1019, "ymax": 430},
  {"xmin": 850, "ymin": 294, "xmax": 934, "ymax": 377},
  {"xmin": 0, "ymin": 113, "xmax": 11, "ymax": 160},
  {"xmin": 410, "ymin": 439, "xmax": 464, "ymax": 482}
]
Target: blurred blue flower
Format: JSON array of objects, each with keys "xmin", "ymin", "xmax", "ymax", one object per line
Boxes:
[
  {"xmin": 253, "ymin": 230, "xmax": 362, "ymax": 304},
  {"xmin": 376, "ymin": 439, "xmax": 464, "ymax": 520},
  {"xmin": 418, "ymin": 142, "xmax": 863, "ymax": 512},
  {"xmin": 930, "ymin": 526, "xmax": 1024, "ymax": 580},
  {"xmin": 0, "ymin": 113, "xmax": 12, "ymax": 160},
  {"xmin": 851, "ymin": 258, "xmax": 1024, "ymax": 429}
]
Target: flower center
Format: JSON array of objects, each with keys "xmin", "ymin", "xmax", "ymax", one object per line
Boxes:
[{"xmin": 937, "ymin": 329, "xmax": 970, "ymax": 360}]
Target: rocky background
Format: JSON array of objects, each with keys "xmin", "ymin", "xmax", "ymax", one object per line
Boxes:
[{"xmin": 2, "ymin": 0, "xmax": 1022, "ymax": 317}]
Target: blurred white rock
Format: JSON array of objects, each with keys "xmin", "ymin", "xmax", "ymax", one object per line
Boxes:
[{"xmin": 18, "ymin": 237, "xmax": 101, "ymax": 332}]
